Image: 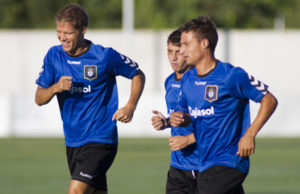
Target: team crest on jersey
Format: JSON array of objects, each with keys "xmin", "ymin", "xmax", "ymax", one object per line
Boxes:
[
  {"xmin": 84, "ymin": 65, "xmax": 97, "ymax": 81},
  {"xmin": 205, "ymin": 85, "xmax": 218, "ymax": 102}
]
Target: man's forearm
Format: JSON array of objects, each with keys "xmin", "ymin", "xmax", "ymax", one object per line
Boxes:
[
  {"xmin": 35, "ymin": 85, "xmax": 57, "ymax": 106},
  {"xmin": 245, "ymin": 92, "xmax": 278, "ymax": 137},
  {"xmin": 126, "ymin": 70, "xmax": 145, "ymax": 109},
  {"xmin": 186, "ymin": 133, "xmax": 196, "ymax": 145}
]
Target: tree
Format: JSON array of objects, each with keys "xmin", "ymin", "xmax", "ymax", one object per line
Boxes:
[{"xmin": 0, "ymin": 0, "xmax": 299, "ymax": 29}]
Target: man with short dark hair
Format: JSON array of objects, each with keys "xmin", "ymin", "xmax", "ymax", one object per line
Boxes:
[
  {"xmin": 152, "ymin": 29, "xmax": 198, "ymax": 194},
  {"xmin": 35, "ymin": 3, "xmax": 145, "ymax": 194},
  {"xmin": 170, "ymin": 16, "xmax": 277, "ymax": 194}
]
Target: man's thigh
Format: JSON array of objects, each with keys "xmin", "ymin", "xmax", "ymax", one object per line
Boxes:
[
  {"xmin": 66, "ymin": 143, "xmax": 118, "ymax": 191},
  {"xmin": 166, "ymin": 166, "xmax": 198, "ymax": 194},
  {"xmin": 197, "ymin": 165, "xmax": 246, "ymax": 194},
  {"xmin": 68, "ymin": 180, "xmax": 95, "ymax": 194}
]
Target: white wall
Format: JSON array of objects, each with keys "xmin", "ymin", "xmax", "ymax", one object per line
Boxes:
[{"xmin": 0, "ymin": 29, "xmax": 299, "ymax": 137}]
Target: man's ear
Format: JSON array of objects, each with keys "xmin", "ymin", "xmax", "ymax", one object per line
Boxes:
[
  {"xmin": 202, "ymin": 38, "xmax": 209, "ymax": 49},
  {"xmin": 81, "ymin": 26, "xmax": 87, "ymax": 35}
]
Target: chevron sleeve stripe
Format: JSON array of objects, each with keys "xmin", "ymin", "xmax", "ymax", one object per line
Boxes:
[{"xmin": 248, "ymin": 75, "xmax": 268, "ymax": 95}]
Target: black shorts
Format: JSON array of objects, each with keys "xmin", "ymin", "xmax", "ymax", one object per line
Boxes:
[
  {"xmin": 166, "ymin": 166, "xmax": 198, "ymax": 194},
  {"xmin": 197, "ymin": 165, "xmax": 247, "ymax": 194},
  {"xmin": 66, "ymin": 143, "xmax": 117, "ymax": 191}
]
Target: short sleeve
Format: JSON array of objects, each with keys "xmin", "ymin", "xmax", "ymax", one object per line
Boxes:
[
  {"xmin": 228, "ymin": 67, "xmax": 269, "ymax": 102},
  {"xmin": 35, "ymin": 49, "xmax": 55, "ymax": 88},
  {"xmin": 108, "ymin": 48, "xmax": 139, "ymax": 79}
]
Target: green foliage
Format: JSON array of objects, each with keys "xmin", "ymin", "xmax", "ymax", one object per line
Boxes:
[
  {"xmin": 135, "ymin": 0, "xmax": 299, "ymax": 29},
  {"xmin": 0, "ymin": 0, "xmax": 122, "ymax": 29},
  {"xmin": 0, "ymin": 0, "xmax": 299, "ymax": 29},
  {"xmin": 0, "ymin": 0, "xmax": 300, "ymax": 29}
]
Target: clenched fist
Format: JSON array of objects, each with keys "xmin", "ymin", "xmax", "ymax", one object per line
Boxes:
[{"xmin": 55, "ymin": 76, "xmax": 72, "ymax": 93}]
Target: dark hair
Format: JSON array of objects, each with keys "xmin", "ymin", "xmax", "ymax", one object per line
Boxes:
[
  {"xmin": 167, "ymin": 29, "xmax": 181, "ymax": 46},
  {"xmin": 180, "ymin": 16, "xmax": 218, "ymax": 53},
  {"xmin": 55, "ymin": 3, "xmax": 88, "ymax": 30}
]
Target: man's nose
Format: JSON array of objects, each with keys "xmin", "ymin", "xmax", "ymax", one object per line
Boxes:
[
  {"xmin": 172, "ymin": 53, "xmax": 178, "ymax": 60},
  {"xmin": 179, "ymin": 47, "xmax": 185, "ymax": 55},
  {"xmin": 60, "ymin": 33, "xmax": 67, "ymax": 41}
]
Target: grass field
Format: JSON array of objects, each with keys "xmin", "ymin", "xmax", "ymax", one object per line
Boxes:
[{"xmin": 0, "ymin": 138, "xmax": 299, "ymax": 194}]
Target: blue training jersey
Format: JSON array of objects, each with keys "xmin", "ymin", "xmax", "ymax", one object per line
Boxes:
[
  {"xmin": 178, "ymin": 61, "xmax": 268, "ymax": 174},
  {"xmin": 36, "ymin": 41, "xmax": 139, "ymax": 147},
  {"xmin": 165, "ymin": 72, "xmax": 199, "ymax": 170}
]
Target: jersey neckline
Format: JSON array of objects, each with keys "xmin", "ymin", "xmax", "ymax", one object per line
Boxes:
[
  {"xmin": 196, "ymin": 60, "xmax": 219, "ymax": 78},
  {"xmin": 65, "ymin": 39, "xmax": 92, "ymax": 58}
]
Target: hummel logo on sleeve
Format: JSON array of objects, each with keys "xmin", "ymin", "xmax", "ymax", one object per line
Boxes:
[
  {"xmin": 248, "ymin": 75, "xmax": 268, "ymax": 95},
  {"xmin": 120, "ymin": 54, "xmax": 139, "ymax": 69},
  {"xmin": 80, "ymin": 171, "xmax": 93, "ymax": 179}
]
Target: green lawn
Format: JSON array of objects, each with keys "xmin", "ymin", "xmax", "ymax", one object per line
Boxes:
[{"xmin": 0, "ymin": 138, "xmax": 299, "ymax": 194}]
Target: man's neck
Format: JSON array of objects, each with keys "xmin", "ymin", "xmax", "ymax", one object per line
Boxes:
[
  {"xmin": 175, "ymin": 72, "xmax": 184, "ymax": 80},
  {"xmin": 194, "ymin": 56, "xmax": 217, "ymax": 76},
  {"xmin": 68, "ymin": 39, "xmax": 90, "ymax": 57},
  {"xmin": 175, "ymin": 65, "xmax": 191, "ymax": 80}
]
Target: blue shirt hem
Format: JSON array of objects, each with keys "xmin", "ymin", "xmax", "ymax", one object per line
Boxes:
[
  {"xmin": 65, "ymin": 138, "xmax": 118, "ymax": 147},
  {"xmin": 170, "ymin": 161, "xmax": 198, "ymax": 171},
  {"xmin": 198, "ymin": 162, "xmax": 249, "ymax": 174}
]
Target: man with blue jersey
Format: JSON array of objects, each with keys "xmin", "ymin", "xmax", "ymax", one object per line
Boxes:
[
  {"xmin": 170, "ymin": 16, "xmax": 278, "ymax": 194},
  {"xmin": 35, "ymin": 3, "xmax": 145, "ymax": 194},
  {"xmin": 151, "ymin": 29, "xmax": 199, "ymax": 194}
]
